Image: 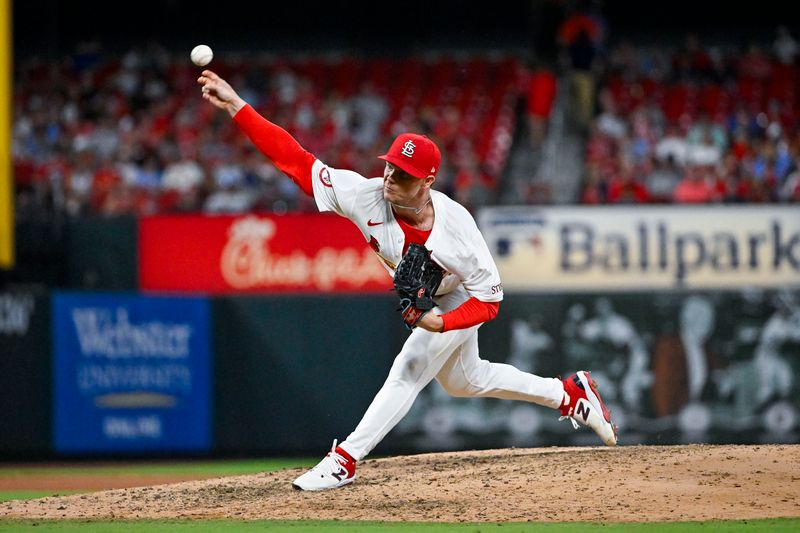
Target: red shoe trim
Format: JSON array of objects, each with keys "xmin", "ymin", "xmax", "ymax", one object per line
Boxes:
[{"xmin": 335, "ymin": 446, "xmax": 357, "ymax": 477}]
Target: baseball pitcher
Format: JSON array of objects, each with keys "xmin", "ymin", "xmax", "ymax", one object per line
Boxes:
[{"xmin": 198, "ymin": 69, "xmax": 617, "ymax": 491}]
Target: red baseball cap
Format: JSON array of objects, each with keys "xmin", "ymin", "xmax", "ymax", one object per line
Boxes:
[{"xmin": 378, "ymin": 133, "xmax": 441, "ymax": 179}]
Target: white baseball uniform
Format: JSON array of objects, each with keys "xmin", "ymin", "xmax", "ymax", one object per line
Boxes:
[{"xmin": 310, "ymin": 159, "xmax": 564, "ymax": 461}]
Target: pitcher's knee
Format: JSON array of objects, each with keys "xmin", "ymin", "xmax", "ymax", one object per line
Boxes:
[{"xmin": 390, "ymin": 352, "xmax": 427, "ymax": 382}]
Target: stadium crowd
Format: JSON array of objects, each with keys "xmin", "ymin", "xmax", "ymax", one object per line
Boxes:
[
  {"xmin": 580, "ymin": 30, "xmax": 800, "ymax": 204},
  {"xmin": 12, "ymin": 46, "xmax": 519, "ymax": 219},
  {"xmin": 12, "ymin": 27, "xmax": 800, "ymax": 220}
]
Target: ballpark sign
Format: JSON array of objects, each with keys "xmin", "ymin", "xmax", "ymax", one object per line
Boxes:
[
  {"xmin": 139, "ymin": 214, "xmax": 391, "ymax": 293},
  {"xmin": 477, "ymin": 206, "xmax": 800, "ymax": 291}
]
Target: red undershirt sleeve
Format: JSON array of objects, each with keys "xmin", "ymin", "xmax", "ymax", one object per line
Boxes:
[
  {"xmin": 440, "ymin": 297, "xmax": 500, "ymax": 332},
  {"xmin": 232, "ymin": 104, "xmax": 316, "ymax": 197}
]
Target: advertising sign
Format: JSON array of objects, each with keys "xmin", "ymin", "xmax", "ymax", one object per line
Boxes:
[
  {"xmin": 53, "ymin": 292, "xmax": 211, "ymax": 453},
  {"xmin": 0, "ymin": 287, "xmax": 51, "ymax": 454},
  {"xmin": 478, "ymin": 206, "xmax": 800, "ymax": 291},
  {"xmin": 395, "ymin": 289, "xmax": 800, "ymax": 449},
  {"xmin": 139, "ymin": 214, "xmax": 391, "ymax": 293}
]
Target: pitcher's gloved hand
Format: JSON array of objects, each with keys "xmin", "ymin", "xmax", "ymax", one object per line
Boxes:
[{"xmin": 393, "ymin": 243, "xmax": 444, "ymax": 330}]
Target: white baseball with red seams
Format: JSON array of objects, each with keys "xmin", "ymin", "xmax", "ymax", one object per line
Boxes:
[{"xmin": 190, "ymin": 45, "xmax": 213, "ymax": 67}]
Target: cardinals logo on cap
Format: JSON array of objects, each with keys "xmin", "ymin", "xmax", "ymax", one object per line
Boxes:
[{"xmin": 378, "ymin": 133, "xmax": 441, "ymax": 179}]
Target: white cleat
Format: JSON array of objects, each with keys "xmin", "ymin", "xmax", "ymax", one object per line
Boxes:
[
  {"xmin": 559, "ymin": 371, "xmax": 618, "ymax": 446},
  {"xmin": 292, "ymin": 439, "xmax": 357, "ymax": 491}
]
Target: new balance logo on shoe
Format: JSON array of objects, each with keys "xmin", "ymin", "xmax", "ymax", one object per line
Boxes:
[
  {"xmin": 576, "ymin": 400, "xmax": 591, "ymax": 422},
  {"xmin": 559, "ymin": 372, "xmax": 617, "ymax": 446},
  {"xmin": 292, "ymin": 439, "xmax": 357, "ymax": 491}
]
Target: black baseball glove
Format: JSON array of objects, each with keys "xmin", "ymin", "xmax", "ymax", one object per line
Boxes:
[{"xmin": 393, "ymin": 243, "xmax": 444, "ymax": 330}]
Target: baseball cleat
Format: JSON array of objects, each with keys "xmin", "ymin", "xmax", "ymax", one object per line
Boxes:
[
  {"xmin": 292, "ymin": 439, "xmax": 357, "ymax": 491},
  {"xmin": 559, "ymin": 371, "xmax": 618, "ymax": 446}
]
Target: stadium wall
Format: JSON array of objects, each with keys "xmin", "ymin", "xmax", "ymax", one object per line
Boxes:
[{"xmin": 1, "ymin": 211, "xmax": 798, "ymax": 458}]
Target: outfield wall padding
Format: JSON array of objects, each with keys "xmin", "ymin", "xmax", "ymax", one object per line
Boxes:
[
  {"xmin": 0, "ymin": 286, "xmax": 52, "ymax": 456},
  {"xmin": 212, "ymin": 294, "xmax": 408, "ymax": 454}
]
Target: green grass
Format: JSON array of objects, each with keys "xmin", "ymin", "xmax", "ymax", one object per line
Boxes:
[
  {"xmin": 0, "ymin": 459, "xmax": 317, "ymax": 503},
  {"xmin": 0, "ymin": 519, "xmax": 798, "ymax": 532},
  {"xmin": 1, "ymin": 463, "xmax": 796, "ymax": 531},
  {"xmin": 0, "ymin": 458, "xmax": 316, "ymax": 478},
  {"xmin": 0, "ymin": 490, "xmax": 84, "ymax": 502}
]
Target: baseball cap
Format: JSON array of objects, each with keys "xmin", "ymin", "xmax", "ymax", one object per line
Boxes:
[{"xmin": 378, "ymin": 133, "xmax": 441, "ymax": 179}]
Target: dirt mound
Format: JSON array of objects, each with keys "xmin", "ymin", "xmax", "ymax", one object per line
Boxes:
[{"xmin": 2, "ymin": 444, "xmax": 799, "ymax": 522}]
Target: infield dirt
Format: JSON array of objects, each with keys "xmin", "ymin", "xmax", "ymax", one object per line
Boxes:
[{"xmin": 2, "ymin": 444, "xmax": 799, "ymax": 522}]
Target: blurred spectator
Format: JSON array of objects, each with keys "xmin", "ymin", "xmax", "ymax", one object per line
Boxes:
[
  {"xmin": 89, "ymin": 162, "xmax": 123, "ymax": 212},
  {"xmin": 673, "ymin": 166, "xmax": 717, "ymax": 203},
  {"xmin": 161, "ymin": 148, "xmax": 204, "ymax": 194},
  {"xmin": 133, "ymin": 155, "xmax": 163, "ymax": 191},
  {"xmin": 686, "ymin": 112, "xmax": 727, "ymax": 153},
  {"xmin": 526, "ymin": 60, "xmax": 558, "ymax": 148},
  {"xmin": 558, "ymin": 1, "xmax": 603, "ymax": 130},
  {"xmin": 595, "ymin": 89, "xmax": 627, "ymax": 139},
  {"xmin": 773, "ymin": 26, "xmax": 798, "ymax": 65},
  {"xmin": 349, "ymin": 81, "xmax": 388, "ymax": 149},
  {"xmin": 781, "ymin": 161, "xmax": 800, "ymax": 201},
  {"xmin": 452, "ymin": 152, "xmax": 496, "ymax": 212},
  {"xmin": 203, "ymin": 185, "xmax": 258, "ymax": 214},
  {"xmin": 686, "ymin": 131, "xmax": 722, "ymax": 167},
  {"xmin": 607, "ymin": 158, "xmax": 649, "ymax": 203},
  {"xmin": 581, "ymin": 31, "xmax": 800, "ymax": 205},
  {"xmin": 644, "ymin": 155, "xmax": 681, "ymax": 202},
  {"xmin": 580, "ymin": 161, "xmax": 607, "ymax": 204},
  {"xmin": 64, "ymin": 150, "xmax": 95, "ymax": 216},
  {"xmin": 655, "ymin": 123, "xmax": 688, "ymax": 165},
  {"xmin": 159, "ymin": 146, "xmax": 206, "ymax": 212}
]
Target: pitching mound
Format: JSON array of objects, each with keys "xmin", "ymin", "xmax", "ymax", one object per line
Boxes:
[{"xmin": 2, "ymin": 444, "xmax": 799, "ymax": 522}]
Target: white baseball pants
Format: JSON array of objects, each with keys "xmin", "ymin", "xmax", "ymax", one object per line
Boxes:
[{"xmin": 339, "ymin": 323, "xmax": 564, "ymax": 461}]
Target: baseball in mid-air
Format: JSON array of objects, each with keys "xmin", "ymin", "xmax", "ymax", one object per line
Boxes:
[{"xmin": 190, "ymin": 44, "xmax": 213, "ymax": 67}]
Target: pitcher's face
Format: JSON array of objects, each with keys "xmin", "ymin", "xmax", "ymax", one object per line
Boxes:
[{"xmin": 382, "ymin": 162, "xmax": 425, "ymax": 204}]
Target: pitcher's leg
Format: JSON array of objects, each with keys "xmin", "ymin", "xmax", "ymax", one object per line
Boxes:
[
  {"xmin": 435, "ymin": 333, "xmax": 617, "ymax": 445},
  {"xmin": 436, "ymin": 331, "xmax": 563, "ymax": 409},
  {"xmin": 340, "ymin": 325, "xmax": 477, "ymax": 461}
]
